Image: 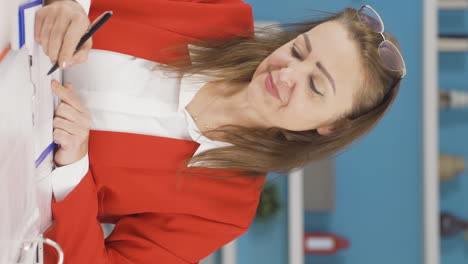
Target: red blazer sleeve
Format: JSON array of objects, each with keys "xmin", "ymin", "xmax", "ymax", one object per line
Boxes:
[{"xmin": 43, "ymin": 170, "xmax": 253, "ymax": 264}]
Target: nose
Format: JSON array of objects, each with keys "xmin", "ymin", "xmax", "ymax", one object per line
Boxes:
[
  {"xmin": 276, "ymin": 67, "xmax": 295, "ymax": 105},
  {"xmin": 277, "ymin": 67, "xmax": 295, "ymax": 89}
]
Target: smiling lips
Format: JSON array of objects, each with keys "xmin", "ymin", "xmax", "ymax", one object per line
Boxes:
[{"xmin": 265, "ymin": 72, "xmax": 282, "ymax": 102}]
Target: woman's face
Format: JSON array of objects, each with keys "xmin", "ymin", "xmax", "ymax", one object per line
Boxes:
[{"xmin": 248, "ymin": 21, "xmax": 365, "ymax": 134}]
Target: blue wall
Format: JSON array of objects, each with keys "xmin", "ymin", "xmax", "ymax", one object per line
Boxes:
[
  {"xmin": 439, "ymin": 9, "xmax": 468, "ymax": 264},
  {"xmin": 237, "ymin": 173, "xmax": 289, "ymax": 264},
  {"xmin": 236, "ymin": 0, "xmax": 424, "ymax": 264}
]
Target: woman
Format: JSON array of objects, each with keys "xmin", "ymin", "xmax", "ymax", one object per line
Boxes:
[{"xmin": 36, "ymin": 0, "xmax": 406, "ymax": 263}]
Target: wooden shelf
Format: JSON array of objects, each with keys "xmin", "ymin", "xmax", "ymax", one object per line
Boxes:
[
  {"xmin": 439, "ymin": 37, "xmax": 468, "ymax": 52},
  {"xmin": 439, "ymin": 0, "xmax": 468, "ymax": 9}
]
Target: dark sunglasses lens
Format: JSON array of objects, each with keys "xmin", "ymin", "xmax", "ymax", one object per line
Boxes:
[
  {"xmin": 379, "ymin": 41, "xmax": 405, "ymax": 73},
  {"xmin": 358, "ymin": 8, "xmax": 383, "ymax": 33}
]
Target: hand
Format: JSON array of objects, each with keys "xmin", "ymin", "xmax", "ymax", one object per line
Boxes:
[
  {"xmin": 35, "ymin": 0, "xmax": 92, "ymax": 68},
  {"xmin": 51, "ymin": 80, "xmax": 90, "ymax": 167}
]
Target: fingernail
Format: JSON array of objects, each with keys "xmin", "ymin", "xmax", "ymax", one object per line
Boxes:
[
  {"xmin": 51, "ymin": 80, "xmax": 58, "ymax": 88},
  {"xmin": 62, "ymin": 61, "xmax": 67, "ymax": 69}
]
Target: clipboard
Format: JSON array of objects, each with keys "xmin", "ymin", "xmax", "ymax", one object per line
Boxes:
[
  {"xmin": 0, "ymin": 1, "xmax": 63, "ymax": 263},
  {"xmin": 18, "ymin": 0, "xmax": 43, "ymax": 54}
]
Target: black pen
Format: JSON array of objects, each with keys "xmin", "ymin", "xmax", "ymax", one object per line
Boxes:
[{"xmin": 47, "ymin": 11, "xmax": 113, "ymax": 75}]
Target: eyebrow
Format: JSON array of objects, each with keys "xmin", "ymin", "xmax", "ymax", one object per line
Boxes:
[{"xmin": 302, "ymin": 34, "xmax": 336, "ymax": 95}]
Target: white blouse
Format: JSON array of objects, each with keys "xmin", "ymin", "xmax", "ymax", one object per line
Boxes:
[{"xmin": 50, "ymin": 48, "xmax": 232, "ymax": 202}]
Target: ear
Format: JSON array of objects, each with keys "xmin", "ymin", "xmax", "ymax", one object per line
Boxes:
[
  {"xmin": 316, "ymin": 119, "xmax": 352, "ymax": 136},
  {"xmin": 316, "ymin": 125, "xmax": 336, "ymax": 136}
]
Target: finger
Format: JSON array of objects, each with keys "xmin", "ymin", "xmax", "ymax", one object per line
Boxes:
[
  {"xmin": 53, "ymin": 128, "xmax": 72, "ymax": 148},
  {"xmin": 47, "ymin": 15, "xmax": 72, "ymax": 64},
  {"xmin": 70, "ymin": 38, "xmax": 92, "ymax": 66},
  {"xmin": 63, "ymin": 82, "xmax": 73, "ymax": 89},
  {"xmin": 39, "ymin": 14, "xmax": 57, "ymax": 55},
  {"xmin": 34, "ymin": 10, "xmax": 46, "ymax": 42},
  {"xmin": 54, "ymin": 102, "xmax": 81, "ymax": 123},
  {"xmin": 55, "ymin": 100, "xmax": 90, "ymax": 128},
  {"xmin": 51, "ymin": 80, "xmax": 86, "ymax": 113},
  {"xmin": 53, "ymin": 116, "xmax": 82, "ymax": 135},
  {"xmin": 58, "ymin": 15, "xmax": 89, "ymax": 69}
]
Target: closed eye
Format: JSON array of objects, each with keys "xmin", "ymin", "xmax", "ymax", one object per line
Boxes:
[
  {"xmin": 290, "ymin": 44, "xmax": 323, "ymax": 97},
  {"xmin": 309, "ymin": 77, "xmax": 323, "ymax": 96},
  {"xmin": 290, "ymin": 44, "xmax": 302, "ymax": 60}
]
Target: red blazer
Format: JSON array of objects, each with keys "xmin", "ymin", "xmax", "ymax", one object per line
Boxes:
[{"xmin": 43, "ymin": 1, "xmax": 266, "ymax": 263}]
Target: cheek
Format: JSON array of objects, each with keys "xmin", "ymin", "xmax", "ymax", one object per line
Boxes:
[
  {"xmin": 290, "ymin": 94, "xmax": 313, "ymax": 117},
  {"xmin": 285, "ymin": 92, "xmax": 328, "ymax": 129},
  {"xmin": 254, "ymin": 49, "xmax": 288, "ymax": 76},
  {"xmin": 290, "ymin": 87, "xmax": 313, "ymax": 110},
  {"xmin": 252, "ymin": 56, "xmax": 270, "ymax": 80},
  {"xmin": 248, "ymin": 73, "xmax": 267, "ymax": 106},
  {"xmin": 267, "ymin": 53, "xmax": 288, "ymax": 70},
  {"xmin": 246, "ymin": 78, "xmax": 258, "ymax": 108}
]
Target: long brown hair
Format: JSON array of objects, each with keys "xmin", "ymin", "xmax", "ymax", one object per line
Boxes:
[{"xmin": 157, "ymin": 7, "xmax": 404, "ymax": 178}]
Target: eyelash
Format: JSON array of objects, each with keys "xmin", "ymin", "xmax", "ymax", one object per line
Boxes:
[
  {"xmin": 290, "ymin": 45, "xmax": 302, "ymax": 60},
  {"xmin": 289, "ymin": 45, "xmax": 323, "ymax": 97}
]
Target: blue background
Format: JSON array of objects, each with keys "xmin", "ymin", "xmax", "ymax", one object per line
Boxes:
[
  {"xmin": 234, "ymin": 0, "xmax": 424, "ymax": 264},
  {"xmin": 439, "ymin": 8, "xmax": 468, "ymax": 264}
]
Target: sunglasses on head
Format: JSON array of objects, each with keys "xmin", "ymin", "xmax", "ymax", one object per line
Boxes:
[
  {"xmin": 348, "ymin": 5, "xmax": 407, "ymax": 120},
  {"xmin": 357, "ymin": 5, "xmax": 407, "ymax": 78}
]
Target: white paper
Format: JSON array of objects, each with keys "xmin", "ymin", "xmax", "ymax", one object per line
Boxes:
[
  {"xmin": 0, "ymin": 1, "xmax": 62, "ymax": 262},
  {"xmin": 0, "ymin": 46, "xmax": 39, "ymax": 264}
]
